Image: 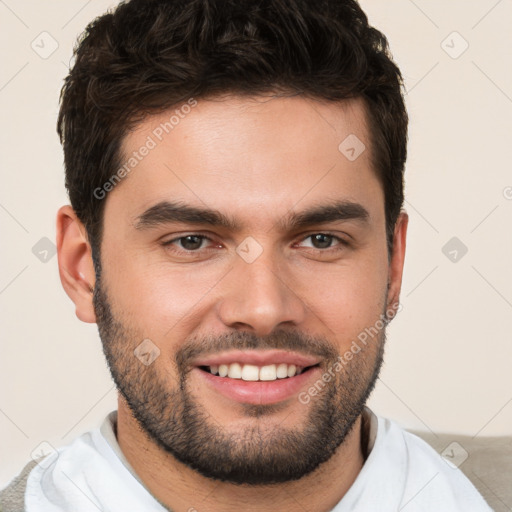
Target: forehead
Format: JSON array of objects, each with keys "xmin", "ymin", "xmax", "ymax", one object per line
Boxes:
[{"xmin": 108, "ymin": 95, "xmax": 383, "ymax": 228}]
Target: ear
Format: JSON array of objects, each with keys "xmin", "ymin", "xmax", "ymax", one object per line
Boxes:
[
  {"xmin": 56, "ymin": 205, "xmax": 97, "ymax": 323},
  {"xmin": 386, "ymin": 211, "xmax": 408, "ymax": 315}
]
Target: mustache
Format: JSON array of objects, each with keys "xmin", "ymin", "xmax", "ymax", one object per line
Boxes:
[{"xmin": 175, "ymin": 329, "xmax": 338, "ymax": 371}]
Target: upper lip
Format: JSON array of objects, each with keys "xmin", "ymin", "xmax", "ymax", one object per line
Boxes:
[{"xmin": 192, "ymin": 350, "xmax": 321, "ymax": 368}]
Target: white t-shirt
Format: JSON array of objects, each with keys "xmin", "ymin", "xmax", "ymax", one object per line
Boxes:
[{"xmin": 8, "ymin": 408, "xmax": 490, "ymax": 511}]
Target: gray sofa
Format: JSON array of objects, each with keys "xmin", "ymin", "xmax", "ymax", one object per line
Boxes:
[{"xmin": 411, "ymin": 430, "xmax": 512, "ymax": 511}]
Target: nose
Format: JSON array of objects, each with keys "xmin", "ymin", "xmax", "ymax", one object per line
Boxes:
[{"xmin": 216, "ymin": 250, "xmax": 307, "ymax": 336}]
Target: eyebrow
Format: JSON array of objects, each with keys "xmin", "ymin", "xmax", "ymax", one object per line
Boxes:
[{"xmin": 133, "ymin": 200, "xmax": 370, "ymax": 232}]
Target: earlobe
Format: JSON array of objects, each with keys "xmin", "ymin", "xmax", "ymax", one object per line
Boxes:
[
  {"xmin": 387, "ymin": 211, "xmax": 408, "ymax": 314},
  {"xmin": 56, "ymin": 205, "xmax": 97, "ymax": 323}
]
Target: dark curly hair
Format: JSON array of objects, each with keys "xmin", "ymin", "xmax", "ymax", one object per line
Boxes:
[{"xmin": 57, "ymin": 0, "xmax": 408, "ymax": 268}]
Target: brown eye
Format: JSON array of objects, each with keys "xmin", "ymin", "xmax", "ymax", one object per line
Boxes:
[
  {"xmin": 310, "ymin": 234, "xmax": 334, "ymax": 249},
  {"xmin": 178, "ymin": 235, "xmax": 205, "ymax": 250},
  {"xmin": 295, "ymin": 233, "xmax": 349, "ymax": 254}
]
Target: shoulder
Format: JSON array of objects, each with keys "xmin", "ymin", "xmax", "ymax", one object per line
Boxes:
[
  {"xmin": 0, "ymin": 432, "xmax": 98, "ymax": 512},
  {"xmin": 409, "ymin": 428, "xmax": 512, "ymax": 511},
  {"xmin": 375, "ymin": 414, "xmax": 493, "ymax": 511},
  {"xmin": 0, "ymin": 412, "xmax": 117, "ymax": 512}
]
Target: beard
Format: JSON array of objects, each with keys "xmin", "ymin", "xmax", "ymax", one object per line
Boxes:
[{"xmin": 93, "ymin": 276, "xmax": 387, "ymax": 485}]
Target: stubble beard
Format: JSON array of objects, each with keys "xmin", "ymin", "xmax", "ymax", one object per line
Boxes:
[{"xmin": 93, "ymin": 277, "xmax": 386, "ymax": 485}]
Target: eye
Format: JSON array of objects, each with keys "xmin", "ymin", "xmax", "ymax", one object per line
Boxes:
[
  {"xmin": 163, "ymin": 234, "xmax": 212, "ymax": 251},
  {"xmin": 297, "ymin": 233, "xmax": 348, "ymax": 250}
]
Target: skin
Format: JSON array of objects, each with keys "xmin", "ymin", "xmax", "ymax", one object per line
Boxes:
[{"xmin": 57, "ymin": 94, "xmax": 408, "ymax": 512}]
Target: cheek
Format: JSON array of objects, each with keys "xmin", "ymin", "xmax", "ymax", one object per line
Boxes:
[
  {"xmin": 101, "ymin": 247, "xmax": 227, "ymax": 340},
  {"xmin": 295, "ymin": 253, "xmax": 389, "ymax": 346}
]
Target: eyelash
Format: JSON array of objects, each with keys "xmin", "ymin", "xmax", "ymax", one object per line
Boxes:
[{"xmin": 161, "ymin": 233, "xmax": 350, "ymax": 255}]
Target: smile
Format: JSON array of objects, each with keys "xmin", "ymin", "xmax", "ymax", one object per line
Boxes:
[
  {"xmin": 192, "ymin": 350, "xmax": 322, "ymax": 404},
  {"xmin": 200, "ymin": 362, "xmax": 317, "ymax": 381}
]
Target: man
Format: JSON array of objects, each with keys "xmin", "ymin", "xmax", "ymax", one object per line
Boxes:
[{"xmin": 0, "ymin": 0, "xmax": 491, "ymax": 510}]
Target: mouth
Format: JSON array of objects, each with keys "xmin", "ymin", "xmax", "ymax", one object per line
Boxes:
[
  {"xmin": 192, "ymin": 351, "xmax": 322, "ymax": 405},
  {"xmin": 198, "ymin": 362, "xmax": 319, "ymax": 381}
]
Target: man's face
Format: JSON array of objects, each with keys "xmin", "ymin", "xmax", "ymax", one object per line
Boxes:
[{"xmin": 93, "ymin": 95, "xmax": 399, "ymax": 484}]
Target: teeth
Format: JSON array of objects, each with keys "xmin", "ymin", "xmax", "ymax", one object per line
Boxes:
[
  {"xmin": 276, "ymin": 363, "xmax": 288, "ymax": 379},
  {"xmin": 227, "ymin": 362, "xmax": 242, "ymax": 379},
  {"xmin": 241, "ymin": 364, "xmax": 259, "ymax": 381},
  {"xmin": 287, "ymin": 364, "xmax": 297, "ymax": 378},
  {"xmin": 259, "ymin": 364, "xmax": 276, "ymax": 381},
  {"xmin": 208, "ymin": 362, "xmax": 303, "ymax": 381}
]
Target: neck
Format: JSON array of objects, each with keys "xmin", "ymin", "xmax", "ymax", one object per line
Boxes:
[{"xmin": 117, "ymin": 397, "xmax": 365, "ymax": 512}]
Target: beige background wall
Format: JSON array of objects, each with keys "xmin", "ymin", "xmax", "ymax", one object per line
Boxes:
[{"xmin": 1, "ymin": 0, "xmax": 511, "ymax": 487}]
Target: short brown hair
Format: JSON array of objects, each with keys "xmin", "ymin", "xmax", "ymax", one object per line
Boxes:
[{"xmin": 57, "ymin": 0, "xmax": 408, "ymax": 268}]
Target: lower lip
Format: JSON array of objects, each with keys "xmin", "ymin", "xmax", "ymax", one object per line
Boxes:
[{"xmin": 194, "ymin": 366, "xmax": 321, "ymax": 405}]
